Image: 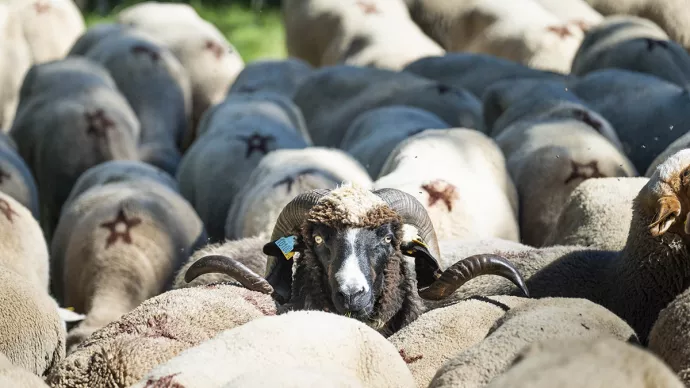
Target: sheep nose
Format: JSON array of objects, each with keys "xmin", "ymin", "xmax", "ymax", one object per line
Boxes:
[{"xmin": 337, "ymin": 286, "xmax": 367, "ymax": 308}]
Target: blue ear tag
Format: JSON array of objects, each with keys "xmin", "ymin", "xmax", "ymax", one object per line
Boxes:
[{"xmin": 275, "ymin": 235, "xmax": 297, "ymax": 260}]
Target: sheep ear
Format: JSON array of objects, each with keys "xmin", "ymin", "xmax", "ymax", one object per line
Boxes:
[
  {"xmin": 402, "ymin": 238, "xmax": 442, "ymax": 289},
  {"xmin": 263, "ymin": 235, "xmax": 303, "ymax": 302},
  {"xmin": 649, "ymin": 196, "xmax": 682, "ymax": 237}
]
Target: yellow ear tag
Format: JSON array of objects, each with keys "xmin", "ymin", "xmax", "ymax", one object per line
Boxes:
[
  {"xmin": 66, "ymin": 306, "xmax": 75, "ymax": 311},
  {"xmin": 274, "ymin": 236, "xmax": 297, "ymax": 260},
  {"xmin": 412, "ymin": 237, "xmax": 429, "ymax": 249}
]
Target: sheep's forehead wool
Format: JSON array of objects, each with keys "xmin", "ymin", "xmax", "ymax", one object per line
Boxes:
[
  {"xmin": 307, "ymin": 183, "xmax": 400, "ymax": 228},
  {"xmin": 401, "ymin": 224, "xmax": 420, "ymax": 242},
  {"xmin": 651, "ymin": 150, "xmax": 690, "ymax": 193}
]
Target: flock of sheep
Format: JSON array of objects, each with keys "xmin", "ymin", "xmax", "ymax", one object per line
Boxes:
[{"xmin": 4, "ymin": 0, "xmax": 690, "ymax": 386}]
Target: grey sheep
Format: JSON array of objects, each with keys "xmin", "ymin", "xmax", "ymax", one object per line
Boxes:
[
  {"xmin": 227, "ymin": 58, "xmax": 313, "ymax": 97},
  {"xmin": 582, "ymin": 0, "xmax": 690, "ymax": 53},
  {"xmin": 544, "ymin": 177, "xmax": 649, "ymax": 251},
  {"xmin": 50, "ymin": 162, "xmax": 206, "ymax": 351},
  {"xmin": 225, "ymin": 147, "xmax": 372, "ymax": 240},
  {"xmin": 0, "ymin": 352, "xmax": 50, "ymax": 388},
  {"xmin": 82, "ymin": 30, "xmax": 193, "ymax": 175},
  {"xmin": 340, "ymin": 106, "xmax": 451, "ymax": 178},
  {"xmin": 389, "ymin": 295, "xmax": 528, "ymax": 388},
  {"xmin": 487, "ymin": 336, "xmax": 683, "ymax": 388},
  {"xmin": 428, "ymin": 297, "xmax": 637, "ymax": 388},
  {"xmin": 67, "ymin": 22, "xmax": 129, "ymax": 56},
  {"xmin": 571, "ymin": 15, "xmax": 690, "ymax": 87},
  {"xmin": 568, "ymin": 68, "xmax": 690, "ymax": 173},
  {"xmin": 177, "ymin": 95, "xmax": 310, "ymax": 242},
  {"xmin": 403, "ymin": 53, "xmax": 566, "ymax": 100},
  {"xmin": 0, "ymin": 132, "xmax": 38, "ymax": 218},
  {"xmin": 429, "ymin": 149, "xmax": 690, "ymax": 344},
  {"xmin": 481, "ymin": 77, "xmax": 622, "ymax": 149},
  {"xmin": 184, "ymin": 183, "xmax": 529, "ymax": 337},
  {"xmin": 494, "ymin": 105, "xmax": 636, "ymax": 246},
  {"xmin": 47, "ymin": 283, "xmax": 277, "ymax": 388},
  {"xmin": 10, "ymin": 57, "xmax": 140, "ymax": 243},
  {"xmin": 129, "ymin": 310, "xmax": 416, "ymax": 388},
  {"xmin": 293, "ymin": 65, "xmax": 482, "ymax": 147}
]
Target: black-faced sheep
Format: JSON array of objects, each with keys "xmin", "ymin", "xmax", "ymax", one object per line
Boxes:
[{"xmin": 185, "ymin": 184, "xmax": 529, "ymax": 337}]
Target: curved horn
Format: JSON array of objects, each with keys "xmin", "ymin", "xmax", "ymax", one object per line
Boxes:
[
  {"xmin": 185, "ymin": 255, "xmax": 275, "ymax": 295},
  {"xmin": 264, "ymin": 189, "xmax": 331, "ymax": 301},
  {"xmin": 418, "ymin": 254, "xmax": 529, "ymax": 300},
  {"xmin": 373, "ymin": 188, "xmax": 441, "ymax": 258}
]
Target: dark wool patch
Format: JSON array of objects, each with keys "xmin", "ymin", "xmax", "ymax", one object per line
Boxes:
[
  {"xmin": 144, "ymin": 373, "xmax": 184, "ymax": 388},
  {"xmin": 399, "ymin": 348, "xmax": 423, "ymax": 364},
  {"xmin": 305, "ymin": 202, "xmax": 402, "ymax": 231}
]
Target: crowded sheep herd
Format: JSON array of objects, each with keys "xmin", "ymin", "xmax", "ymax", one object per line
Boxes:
[{"xmin": 5, "ymin": 0, "xmax": 690, "ymax": 386}]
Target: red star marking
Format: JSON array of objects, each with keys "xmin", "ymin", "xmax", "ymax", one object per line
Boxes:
[
  {"xmin": 237, "ymin": 133, "xmax": 275, "ymax": 158},
  {"xmin": 143, "ymin": 373, "xmax": 184, "ymax": 388},
  {"xmin": 33, "ymin": 1, "xmax": 50, "ymax": 14},
  {"xmin": 546, "ymin": 25, "xmax": 573, "ymax": 38},
  {"xmin": 204, "ymin": 40, "xmax": 225, "ymax": 59},
  {"xmin": 131, "ymin": 44, "xmax": 160, "ymax": 61},
  {"xmin": 399, "ymin": 348, "xmax": 423, "ymax": 364},
  {"xmin": 99, "ymin": 209, "xmax": 142, "ymax": 248},
  {"xmin": 85, "ymin": 109, "xmax": 115, "ymax": 138},
  {"xmin": 0, "ymin": 199, "xmax": 18, "ymax": 223},
  {"xmin": 422, "ymin": 180, "xmax": 459, "ymax": 211},
  {"xmin": 0, "ymin": 168, "xmax": 10, "ymax": 184},
  {"xmin": 356, "ymin": 0, "xmax": 379, "ymax": 14},
  {"xmin": 564, "ymin": 160, "xmax": 605, "ymax": 184}
]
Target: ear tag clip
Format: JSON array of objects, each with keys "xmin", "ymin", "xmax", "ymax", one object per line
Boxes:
[{"xmin": 274, "ymin": 235, "xmax": 297, "ymax": 260}]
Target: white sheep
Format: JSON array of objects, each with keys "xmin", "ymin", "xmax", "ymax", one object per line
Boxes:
[
  {"xmin": 568, "ymin": 68, "xmax": 690, "ymax": 173},
  {"xmin": 422, "ymin": 149, "xmax": 690, "ymax": 344},
  {"xmin": 10, "ymin": 57, "xmax": 140, "ymax": 243},
  {"xmin": 375, "ymin": 128, "xmax": 520, "ymax": 242},
  {"xmin": 129, "ymin": 310, "xmax": 416, "ymax": 388},
  {"xmin": 116, "ymin": 1, "xmax": 202, "ymax": 26},
  {"xmin": 225, "ymin": 147, "xmax": 373, "ymax": 240},
  {"xmin": 50, "ymin": 162, "xmax": 206, "ymax": 351},
  {"xmin": 319, "ymin": 0, "xmax": 445, "ymax": 71},
  {"xmin": 532, "ymin": 0, "xmax": 604, "ymax": 26},
  {"xmin": 227, "ymin": 58, "xmax": 313, "ymax": 97},
  {"xmin": 403, "ymin": 53, "xmax": 566, "ymax": 99},
  {"xmin": 0, "ymin": 2, "xmax": 31, "ymax": 130},
  {"xmin": 428, "ymin": 297, "xmax": 637, "ymax": 388},
  {"xmin": 487, "ymin": 336, "xmax": 684, "ymax": 388},
  {"xmin": 82, "ymin": 30, "xmax": 193, "ymax": 175},
  {"xmin": 405, "ymin": 0, "xmax": 584, "ymax": 73},
  {"xmin": 494, "ymin": 103, "xmax": 637, "ymax": 246},
  {"xmin": 340, "ymin": 106, "xmax": 451, "ymax": 178},
  {"xmin": 389, "ymin": 295, "xmax": 528, "ymax": 388},
  {"xmin": 571, "ymin": 15, "xmax": 690, "ymax": 87},
  {"xmin": 9, "ymin": 0, "xmax": 86, "ymax": 64},
  {"xmin": 47, "ymin": 283, "xmax": 277, "ymax": 388},
  {"xmin": 0, "ymin": 132, "xmax": 38, "ymax": 218},
  {"xmin": 0, "ymin": 352, "xmax": 50, "ymax": 388},
  {"xmin": 176, "ymin": 105, "xmax": 310, "ymax": 241},
  {"xmin": 543, "ymin": 177, "xmax": 649, "ymax": 251}
]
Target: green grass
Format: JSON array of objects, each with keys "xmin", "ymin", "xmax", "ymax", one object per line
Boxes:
[{"xmin": 83, "ymin": 1, "xmax": 287, "ymax": 63}]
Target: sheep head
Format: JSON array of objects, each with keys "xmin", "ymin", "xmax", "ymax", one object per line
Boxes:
[
  {"xmin": 185, "ymin": 184, "xmax": 528, "ymax": 322},
  {"xmin": 646, "ymin": 150, "xmax": 690, "ymax": 237}
]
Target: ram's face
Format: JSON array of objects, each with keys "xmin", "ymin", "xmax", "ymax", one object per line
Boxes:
[{"xmin": 309, "ymin": 222, "xmax": 399, "ymax": 318}]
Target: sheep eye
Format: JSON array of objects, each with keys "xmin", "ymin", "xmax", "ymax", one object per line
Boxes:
[
  {"xmin": 314, "ymin": 235, "xmax": 324, "ymax": 244},
  {"xmin": 683, "ymin": 169, "xmax": 690, "ymax": 180},
  {"xmin": 383, "ymin": 235, "xmax": 392, "ymax": 244}
]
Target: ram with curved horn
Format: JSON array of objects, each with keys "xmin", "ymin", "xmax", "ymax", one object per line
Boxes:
[{"xmin": 186, "ymin": 183, "xmax": 529, "ymax": 335}]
